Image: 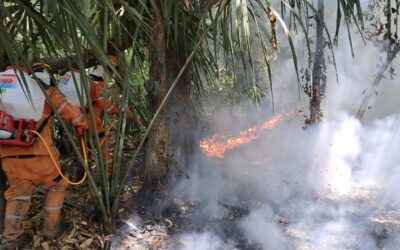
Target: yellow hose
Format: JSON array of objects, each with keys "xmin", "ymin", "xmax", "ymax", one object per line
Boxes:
[
  {"xmin": 100, "ymin": 120, "xmax": 118, "ymax": 146},
  {"xmin": 31, "ymin": 130, "xmax": 88, "ymax": 185}
]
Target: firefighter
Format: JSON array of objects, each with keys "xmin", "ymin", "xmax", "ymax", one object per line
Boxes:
[
  {"xmin": 87, "ymin": 56, "xmax": 143, "ymax": 173},
  {"xmin": 0, "ymin": 64, "xmax": 86, "ymax": 249}
]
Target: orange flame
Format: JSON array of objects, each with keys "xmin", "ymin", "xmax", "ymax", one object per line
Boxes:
[{"xmin": 200, "ymin": 110, "xmax": 297, "ymax": 158}]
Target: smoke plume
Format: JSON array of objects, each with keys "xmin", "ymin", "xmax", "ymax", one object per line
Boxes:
[
  {"xmin": 115, "ymin": 1, "xmax": 400, "ymax": 249},
  {"xmin": 169, "ymin": 1, "xmax": 400, "ymax": 249}
]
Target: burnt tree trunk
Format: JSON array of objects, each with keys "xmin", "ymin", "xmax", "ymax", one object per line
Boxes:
[
  {"xmin": 309, "ymin": 0, "xmax": 326, "ymax": 124},
  {"xmin": 143, "ymin": 8, "xmax": 169, "ymax": 197},
  {"xmin": 142, "ymin": 3, "xmax": 198, "ymax": 208},
  {"xmin": 165, "ymin": 47, "xmax": 197, "ymax": 184}
]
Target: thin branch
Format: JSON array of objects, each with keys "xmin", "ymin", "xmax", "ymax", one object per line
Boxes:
[{"xmin": 356, "ymin": 43, "xmax": 400, "ymax": 120}]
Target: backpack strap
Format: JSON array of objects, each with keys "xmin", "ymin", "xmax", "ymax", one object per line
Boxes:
[{"xmin": 35, "ymin": 112, "xmax": 53, "ymax": 135}]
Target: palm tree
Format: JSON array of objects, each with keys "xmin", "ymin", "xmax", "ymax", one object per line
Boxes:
[{"xmin": 0, "ymin": 0, "xmax": 366, "ymax": 235}]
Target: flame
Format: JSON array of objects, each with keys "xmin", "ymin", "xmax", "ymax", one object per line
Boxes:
[{"xmin": 200, "ymin": 110, "xmax": 297, "ymax": 158}]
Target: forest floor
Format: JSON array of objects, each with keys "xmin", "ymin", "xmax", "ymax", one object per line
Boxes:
[
  {"xmin": 19, "ymin": 174, "xmax": 400, "ymax": 250},
  {"xmin": 18, "ymin": 135, "xmax": 400, "ymax": 250},
  {"xmin": 112, "ymin": 190, "xmax": 400, "ymax": 249}
]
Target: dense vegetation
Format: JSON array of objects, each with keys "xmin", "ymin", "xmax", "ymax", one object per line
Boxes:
[{"xmin": 2, "ymin": 0, "xmax": 399, "ymax": 247}]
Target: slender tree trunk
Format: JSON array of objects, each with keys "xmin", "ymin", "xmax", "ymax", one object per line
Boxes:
[
  {"xmin": 309, "ymin": 0, "xmax": 326, "ymax": 124},
  {"xmin": 356, "ymin": 0, "xmax": 399, "ymax": 120},
  {"xmin": 355, "ymin": 50, "xmax": 398, "ymax": 120}
]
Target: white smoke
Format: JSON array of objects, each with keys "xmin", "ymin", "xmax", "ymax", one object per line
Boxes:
[
  {"xmin": 176, "ymin": 232, "xmax": 234, "ymax": 250},
  {"xmin": 172, "ymin": 112, "xmax": 400, "ymax": 249},
  {"xmin": 113, "ymin": 1, "xmax": 400, "ymax": 249},
  {"xmin": 170, "ymin": 1, "xmax": 400, "ymax": 249},
  {"xmin": 239, "ymin": 205, "xmax": 289, "ymax": 249}
]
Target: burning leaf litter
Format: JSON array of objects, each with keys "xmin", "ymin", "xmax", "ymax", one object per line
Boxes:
[{"xmin": 200, "ymin": 110, "xmax": 298, "ymax": 158}]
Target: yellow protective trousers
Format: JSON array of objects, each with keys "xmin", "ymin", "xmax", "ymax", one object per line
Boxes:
[{"xmin": 1, "ymin": 155, "xmax": 68, "ymax": 241}]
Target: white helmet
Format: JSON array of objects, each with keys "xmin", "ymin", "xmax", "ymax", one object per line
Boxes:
[
  {"xmin": 34, "ymin": 72, "xmax": 51, "ymax": 86},
  {"xmin": 32, "ymin": 63, "xmax": 52, "ymax": 87},
  {"xmin": 88, "ymin": 65, "xmax": 105, "ymax": 79}
]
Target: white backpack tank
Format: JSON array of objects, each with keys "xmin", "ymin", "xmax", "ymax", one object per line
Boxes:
[
  {"xmin": 0, "ymin": 67, "xmax": 45, "ymax": 121},
  {"xmin": 58, "ymin": 69, "xmax": 87, "ymax": 107}
]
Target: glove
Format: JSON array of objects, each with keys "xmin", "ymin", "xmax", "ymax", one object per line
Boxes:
[{"xmin": 75, "ymin": 126, "xmax": 84, "ymax": 136}]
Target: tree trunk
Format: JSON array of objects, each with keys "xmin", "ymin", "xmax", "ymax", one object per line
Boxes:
[
  {"xmin": 142, "ymin": 2, "xmax": 198, "ymax": 208},
  {"xmin": 355, "ymin": 53, "xmax": 395, "ymax": 120},
  {"xmin": 143, "ymin": 8, "xmax": 169, "ymax": 199},
  {"xmin": 165, "ymin": 47, "xmax": 197, "ymax": 185},
  {"xmin": 356, "ymin": 0, "xmax": 399, "ymax": 120},
  {"xmin": 308, "ymin": 0, "xmax": 326, "ymax": 124}
]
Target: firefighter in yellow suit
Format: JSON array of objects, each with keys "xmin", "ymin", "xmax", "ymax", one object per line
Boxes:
[{"xmin": 0, "ymin": 64, "xmax": 86, "ymax": 249}]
